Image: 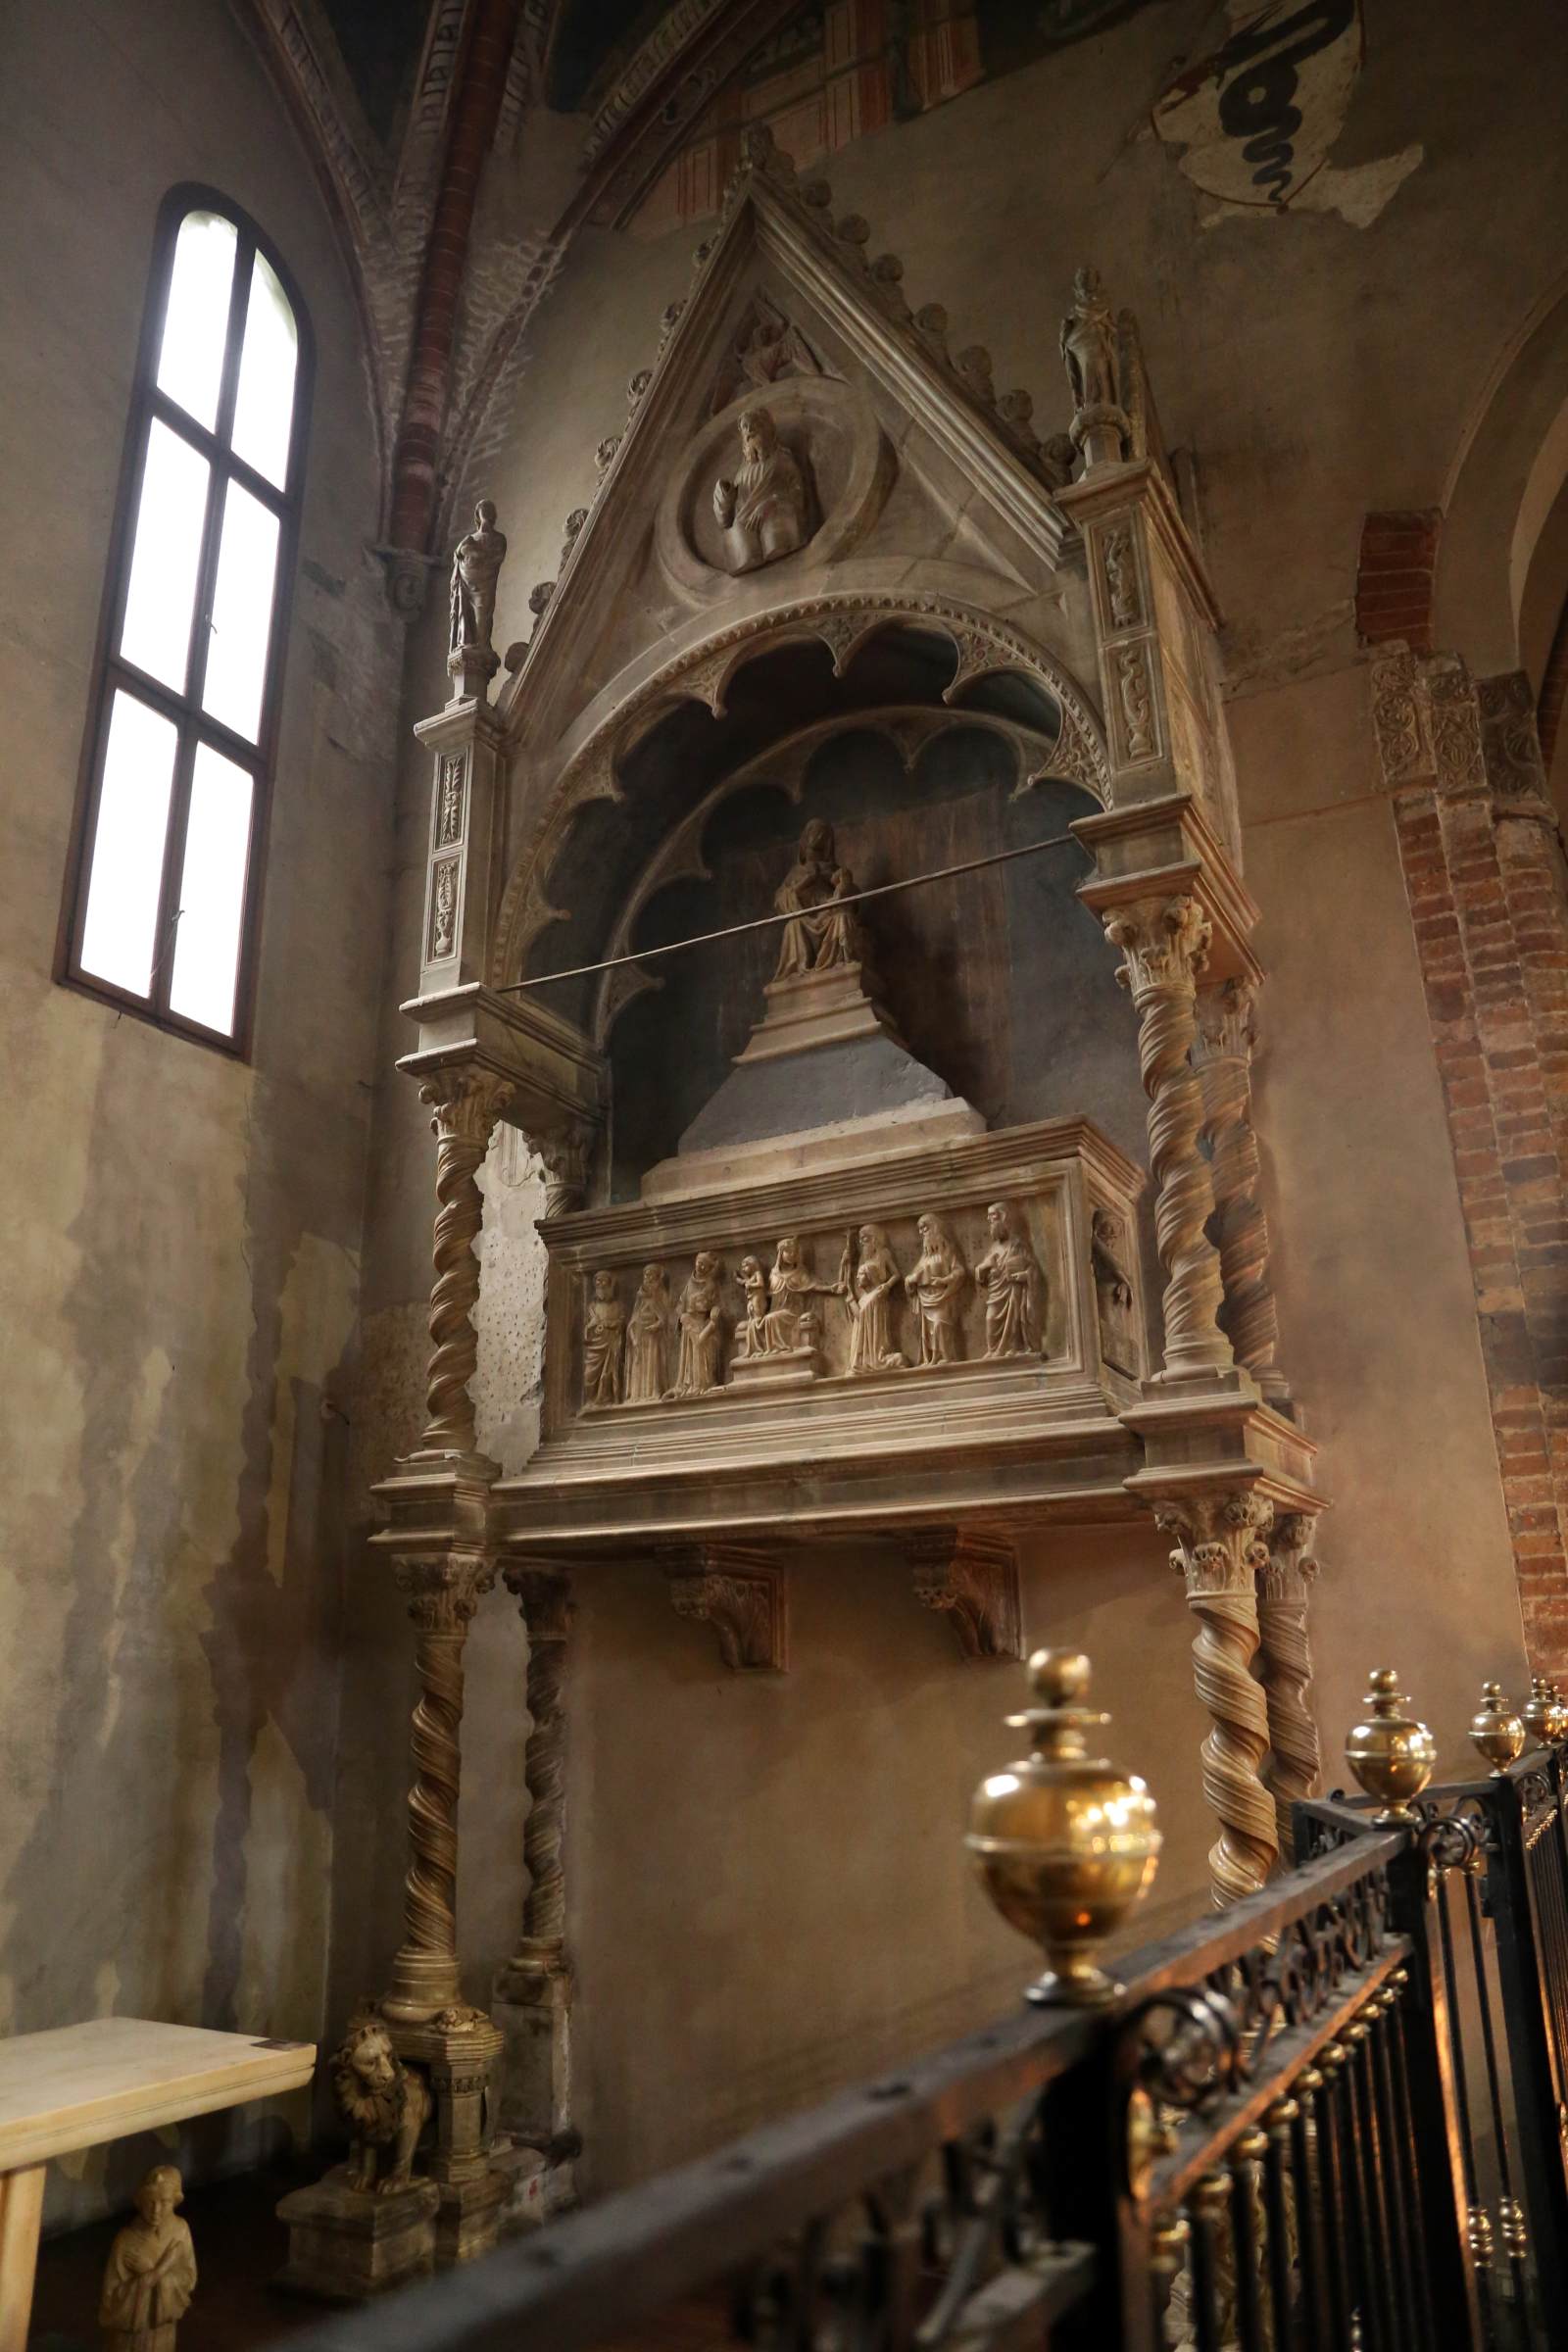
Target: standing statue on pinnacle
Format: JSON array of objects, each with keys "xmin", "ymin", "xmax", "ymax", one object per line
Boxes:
[{"xmin": 447, "ymin": 498, "xmax": 507, "ymax": 699}]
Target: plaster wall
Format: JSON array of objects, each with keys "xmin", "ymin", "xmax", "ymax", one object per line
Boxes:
[
  {"xmin": 344, "ymin": 0, "xmax": 1567, "ymax": 2195},
  {"xmin": 0, "ymin": 0, "xmax": 401, "ymax": 2226}
]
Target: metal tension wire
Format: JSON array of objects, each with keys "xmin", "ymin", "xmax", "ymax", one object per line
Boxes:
[{"xmin": 494, "ymin": 829, "xmax": 1090, "ymax": 995}]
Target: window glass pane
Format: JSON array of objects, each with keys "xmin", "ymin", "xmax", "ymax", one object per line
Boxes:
[
  {"xmin": 202, "ymin": 481, "xmax": 279, "ymax": 742},
  {"xmin": 78, "ymin": 691, "xmax": 177, "ymax": 997},
  {"xmin": 169, "ymin": 744, "xmax": 254, "ymax": 1034},
  {"xmin": 231, "ymin": 251, "xmax": 298, "ymax": 487},
  {"xmin": 119, "ymin": 419, "xmax": 210, "ymax": 693},
  {"xmin": 157, "ymin": 210, "xmax": 237, "ymax": 430}
]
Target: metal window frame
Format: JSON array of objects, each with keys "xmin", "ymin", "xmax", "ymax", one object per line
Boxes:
[{"xmin": 55, "ymin": 182, "xmax": 314, "ymax": 1057}]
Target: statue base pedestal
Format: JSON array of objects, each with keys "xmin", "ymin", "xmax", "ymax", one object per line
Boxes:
[
  {"xmin": 733, "ymin": 961, "xmax": 898, "ymax": 1061},
  {"xmin": 432, "ymin": 2164, "xmax": 510, "ymax": 2266},
  {"xmin": 729, "ymin": 1346, "xmax": 820, "ymax": 1390},
  {"xmin": 274, "ymin": 2169, "xmax": 439, "ymax": 2302}
]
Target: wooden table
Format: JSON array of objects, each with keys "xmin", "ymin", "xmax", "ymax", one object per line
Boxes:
[{"xmin": 0, "ymin": 2016, "xmax": 316, "ymax": 2349}]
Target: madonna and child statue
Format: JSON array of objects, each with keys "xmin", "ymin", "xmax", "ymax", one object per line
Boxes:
[{"xmin": 771, "ymin": 817, "xmax": 867, "ymax": 980}]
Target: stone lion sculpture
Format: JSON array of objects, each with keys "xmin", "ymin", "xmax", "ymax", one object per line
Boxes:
[{"xmin": 331, "ymin": 2016, "xmax": 432, "ymax": 2196}]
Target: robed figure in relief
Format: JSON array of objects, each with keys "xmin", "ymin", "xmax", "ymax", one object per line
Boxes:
[
  {"xmin": 625, "ymin": 1262, "xmax": 669, "ymax": 1403},
  {"xmin": 712, "ymin": 406, "xmax": 809, "ymax": 572},
  {"xmin": 761, "ymin": 1234, "xmax": 835, "ymax": 1352},
  {"xmin": 846, "ymin": 1225, "xmax": 906, "ymax": 1375},
  {"xmin": 773, "ymin": 821, "xmax": 866, "ymax": 980},
  {"xmin": 448, "ymin": 498, "xmax": 507, "ymax": 663},
  {"xmin": 975, "ymin": 1201, "xmax": 1045, "ymax": 1358},
  {"xmin": 582, "ymin": 1270, "xmax": 626, "ymax": 1407},
  {"xmin": 905, "ymin": 1213, "xmax": 967, "ymax": 1366},
  {"xmin": 669, "ymin": 1254, "xmax": 725, "ymax": 1397}
]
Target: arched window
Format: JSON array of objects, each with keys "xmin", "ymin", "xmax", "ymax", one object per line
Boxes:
[{"xmin": 60, "ymin": 188, "xmax": 312, "ymax": 1049}]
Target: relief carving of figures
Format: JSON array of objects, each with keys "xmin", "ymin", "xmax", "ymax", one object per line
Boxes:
[
  {"xmin": 734, "ymin": 1254, "xmax": 769, "ymax": 1359},
  {"xmin": 625, "ymin": 1263, "xmax": 669, "ymax": 1403},
  {"xmin": 447, "ymin": 499, "xmax": 507, "ymax": 667},
  {"xmin": 668, "ymin": 1253, "xmax": 725, "ymax": 1397},
  {"xmin": 904, "ymin": 1213, "xmax": 967, "ymax": 1367},
  {"xmin": 975, "ymin": 1201, "xmax": 1045, "ymax": 1358},
  {"xmin": 1091, "ymin": 1207, "xmax": 1138, "ymax": 1375},
  {"xmin": 712, "ymin": 406, "xmax": 810, "ymax": 573},
  {"xmin": 710, "ymin": 298, "xmax": 823, "ymax": 414},
  {"xmin": 844, "ymin": 1225, "xmax": 906, "ymax": 1375},
  {"xmin": 773, "ymin": 820, "xmax": 867, "ymax": 979},
  {"xmin": 760, "ymin": 1234, "xmax": 835, "ymax": 1352},
  {"xmin": 581, "ymin": 1270, "xmax": 626, "ymax": 1408}
]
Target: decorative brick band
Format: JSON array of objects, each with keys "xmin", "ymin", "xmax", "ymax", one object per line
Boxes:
[
  {"xmin": 1382, "ymin": 653, "xmax": 1568, "ymax": 1671},
  {"xmin": 1355, "ymin": 509, "xmax": 1441, "ymax": 656}
]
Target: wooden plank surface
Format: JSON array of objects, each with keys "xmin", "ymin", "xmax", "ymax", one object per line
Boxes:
[{"xmin": 0, "ymin": 2018, "xmax": 316, "ymax": 2169}]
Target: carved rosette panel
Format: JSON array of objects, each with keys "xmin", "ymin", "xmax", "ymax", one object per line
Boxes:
[
  {"xmin": 1255, "ymin": 1513, "xmax": 1322, "ymax": 1860},
  {"xmin": 505, "ymin": 1567, "xmax": 573, "ymax": 1955},
  {"xmin": 1105, "ymin": 897, "xmax": 1231, "ymax": 1382},
  {"xmin": 386, "ymin": 1550, "xmax": 496, "ymax": 2018},
  {"xmin": 1195, "ymin": 980, "xmax": 1288, "ymax": 1406},
  {"xmin": 418, "ymin": 1073, "xmax": 513, "ymax": 1454},
  {"xmin": 660, "ymin": 1544, "xmax": 789, "ymax": 1671},
  {"xmin": 1154, "ymin": 1493, "xmax": 1279, "ymax": 1906},
  {"xmin": 1478, "ymin": 669, "xmax": 1550, "ymax": 806},
  {"xmin": 908, "ymin": 1528, "xmax": 1022, "ymax": 1661}
]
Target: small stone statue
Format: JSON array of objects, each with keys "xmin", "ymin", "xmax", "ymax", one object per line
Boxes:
[
  {"xmin": 447, "ymin": 497, "xmax": 507, "ymax": 693},
  {"xmin": 669, "ymin": 1253, "xmax": 725, "ymax": 1397},
  {"xmin": 1091, "ymin": 1207, "xmax": 1138, "ymax": 1374},
  {"xmin": 844, "ymin": 1225, "xmax": 906, "ymax": 1375},
  {"xmin": 773, "ymin": 821, "xmax": 866, "ymax": 980},
  {"xmin": 905, "ymin": 1213, "xmax": 967, "ymax": 1366},
  {"xmin": 1058, "ymin": 266, "xmax": 1126, "ymax": 468},
  {"xmin": 331, "ymin": 2015, "xmax": 432, "ymax": 2195},
  {"xmin": 734, "ymin": 1254, "xmax": 769, "ymax": 1358},
  {"xmin": 625, "ymin": 1262, "xmax": 669, "ymax": 1402},
  {"xmin": 975, "ymin": 1200, "xmax": 1045, "ymax": 1358},
  {"xmin": 761, "ymin": 1234, "xmax": 835, "ymax": 1353},
  {"xmin": 582, "ymin": 1269, "xmax": 626, "ymax": 1407},
  {"xmin": 712, "ymin": 406, "xmax": 809, "ymax": 572},
  {"xmin": 99, "ymin": 2166, "xmax": 196, "ymax": 2352}
]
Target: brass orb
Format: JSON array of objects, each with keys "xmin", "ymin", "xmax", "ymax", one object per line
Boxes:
[
  {"xmin": 967, "ymin": 1647, "xmax": 1161, "ymax": 2008},
  {"xmin": 1470, "ymin": 1681, "xmax": 1526, "ymax": 1777},
  {"xmin": 1523, "ymin": 1676, "xmax": 1556, "ymax": 1749},
  {"xmin": 1547, "ymin": 1682, "xmax": 1568, "ymax": 1743},
  {"xmin": 1345, "ymin": 1667, "xmax": 1437, "ymax": 1825}
]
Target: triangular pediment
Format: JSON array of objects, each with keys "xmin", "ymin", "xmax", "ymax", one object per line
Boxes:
[{"xmin": 501, "ymin": 125, "xmax": 1083, "ymax": 753}]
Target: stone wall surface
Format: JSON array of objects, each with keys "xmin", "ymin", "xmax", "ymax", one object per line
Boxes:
[
  {"xmin": 346, "ymin": 0, "xmax": 1568, "ymax": 2195},
  {"xmin": 0, "ymin": 0, "xmax": 401, "ymax": 2226}
]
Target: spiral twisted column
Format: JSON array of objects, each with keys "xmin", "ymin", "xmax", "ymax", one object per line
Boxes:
[
  {"xmin": 1256, "ymin": 1513, "xmax": 1323, "ymax": 1860},
  {"xmin": 1104, "ymin": 897, "xmax": 1233, "ymax": 1382},
  {"xmin": 418, "ymin": 1072, "xmax": 512, "ymax": 1454},
  {"xmin": 505, "ymin": 1567, "xmax": 574, "ymax": 1962},
  {"xmin": 385, "ymin": 1551, "xmax": 495, "ymax": 2023},
  {"xmin": 1155, "ymin": 1494, "xmax": 1280, "ymax": 1906},
  {"xmin": 1195, "ymin": 981, "xmax": 1291, "ymax": 1409}
]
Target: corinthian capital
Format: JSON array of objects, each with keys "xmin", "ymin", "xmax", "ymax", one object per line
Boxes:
[
  {"xmin": 1105, "ymin": 894, "xmax": 1212, "ymax": 998},
  {"xmin": 1195, "ymin": 978, "xmax": 1256, "ymax": 1062},
  {"xmin": 419, "ymin": 1068, "xmax": 514, "ymax": 1151},
  {"xmin": 1154, "ymin": 1491, "xmax": 1274, "ymax": 1595},
  {"xmin": 393, "ymin": 1550, "xmax": 496, "ymax": 1633},
  {"xmin": 1257, "ymin": 1511, "xmax": 1321, "ymax": 1604}
]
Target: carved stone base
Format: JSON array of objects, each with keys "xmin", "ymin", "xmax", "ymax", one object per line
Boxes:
[
  {"xmin": 728, "ymin": 1345, "xmax": 820, "ymax": 1390},
  {"xmin": 733, "ymin": 960, "xmax": 903, "ymax": 1060},
  {"xmin": 432, "ymin": 2165, "xmax": 509, "ymax": 2267},
  {"xmin": 274, "ymin": 2169, "xmax": 439, "ymax": 2302},
  {"xmin": 661, "ymin": 1543, "xmax": 790, "ymax": 1670},
  {"xmin": 494, "ymin": 1942, "xmax": 573, "ymax": 2155},
  {"xmin": 909, "ymin": 1527, "xmax": 1023, "ymax": 1660},
  {"xmin": 386, "ymin": 2009, "xmax": 505, "ymax": 2193}
]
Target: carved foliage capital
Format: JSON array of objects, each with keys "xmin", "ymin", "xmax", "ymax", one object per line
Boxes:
[
  {"xmin": 908, "ymin": 1527, "xmax": 1023, "ymax": 1662},
  {"xmin": 420, "ymin": 1070, "xmax": 513, "ymax": 1152},
  {"xmin": 1257, "ymin": 1511, "xmax": 1321, "ymax": 1605},
  {"xmin": 1105, "ymin": 894, "xmax": 1212, "ymax": 999},
  {"xmin": 1195, "ymin": 977, "xmax": 1256, "ymax": 1063},
  {"xmin": 660, "ymin": 1544, "xmax": 788, "ymax": 1672},
  {"xmin": 504, "ymin": 1563, "xmax": 574, "ymax": 1641},
  {"xmin": 393, "ymin": 1550, "xmax": 496, "ymax": 1633},
  {"xmin": 1153, "ymin": 1491, "xmax": 1273, "ymax": 1597},
  {"xmin": 537, "ymin": 1123, "xmax": 594, "ymax": 1212}
]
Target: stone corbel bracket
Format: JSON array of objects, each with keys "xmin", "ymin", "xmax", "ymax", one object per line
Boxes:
[
  {"xmin": 658, "ymin": 1544, "xmax": 789, "ymax": 1672},
  {"xmin": 908, "ymin": 1527, "xmax": 1023, "ymax": 1662}
]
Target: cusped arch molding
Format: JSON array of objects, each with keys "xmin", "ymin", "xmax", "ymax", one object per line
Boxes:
[{"xmin": 490, "ymin": 596, "xmax": 1109, "ymax": 995}]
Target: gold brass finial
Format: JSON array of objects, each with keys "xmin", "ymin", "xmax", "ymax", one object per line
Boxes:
[
  {"xmin": 1471, "ymin": 1681, "xmax": 1525, "ymax": 1777},
  {"xmin": 966, "ymin": 1647, "xmax": 1160, "ymax": 2007},
  {"xmin": 1547, "ymin": 1682, "xmax": 1568, "ymax": 1743},
  {"xmin": 1346, "ymin": 1668, "xmax": 1437, "ymax": 1824},
  {"xmin": 1523, "ymin": 1676, "xmax": 1556, "ymax": 1748}
]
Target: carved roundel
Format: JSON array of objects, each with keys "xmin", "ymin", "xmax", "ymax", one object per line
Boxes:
[{"xmin": 656, "ymin": 376, "xmax": 892, "ymax": 605}]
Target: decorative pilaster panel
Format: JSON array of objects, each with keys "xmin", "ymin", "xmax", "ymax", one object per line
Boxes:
[
  {"xmin": 417, "ymin": 1070, "xmax": 513, "ymax": 1458},
  {"xmin": 1255, "ymin": 1512, "xmax": 1322, "ymax": 1861},
  {"xmin": 908, "ymin": 1527, "xmax": 1023, "ymax": 1660},
  {"xmin": 660, "ymin": 1544, "xmax": 789, "ymax": 1671},
  {"xmin": 1153, "ymin": 1492, "xmax": 1279, "ymax": 1906},
  {"xmin": 1195, "ymin": 980, "xmax": 1291, "ymax": 1409},
  {"xmin": 1104, "ymin": 896, "xmax": 1234, "ymax": 1384},
  {"xmin": 384, "ymin": 1548, "xmax": 496, "ymax": 2025},
  {"xmin": 413, "ymin": 701, "xmax": 507, "ymax": 995}
]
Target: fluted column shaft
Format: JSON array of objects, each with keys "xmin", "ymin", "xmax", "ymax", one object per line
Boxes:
[
  {"xmin": 418, "ymin": 1073, "xmax": 511, "ymax": 1454},
  {"xmin": 1156, "ymin": 1494, "xmax": 1280, "ymax": 1905},
  {"xmin": 1105, "ymin": 896, "xmax": 1233, "ymax": 1381},
  {"xmin": 1256, "ymin": 1514, "xmax": 1323, "ymax": 1860},
  {"xmin": 1196, "ymin": 980, "xmax": 1291, "ymax": 1408},
  {"xmin": 385, "ymin": 1553, "xmax": 494, "ymax": 2023}
]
